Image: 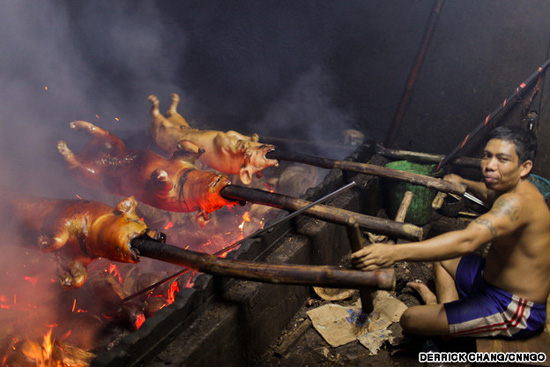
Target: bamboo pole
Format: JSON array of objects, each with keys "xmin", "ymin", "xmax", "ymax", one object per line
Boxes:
[
  {"xmin": 346, "ymin": 192, "xmax": 413, "ymax": 314},
  {"xmin": 346, "ymin": 218, "xmax": 374, "ymax": 314},
  {"xmin": 261, "ymin": 136, "xmax": 481, "ymax": 168},
  {"xmin": 132, "ymin": 238, "xmax": 396, "ymax": 289},
  {"xmin": 374, "ymin": 145, "xmax": 481, "ymax": 168},
  {"xmin": 395, "ymin": 191, "xmax": 414, "ymax": 223},
  {"xmin": 384, "ymin": 0, "xmax": 446, "ymax": 147},
  {"xmin": 435, "ymin": 58, "xmax": 550, "ymax": 172},
  {"xmin": 267, "ymin": 150, "xmax": 466, "ymax": 195},
  {"xmin": 220, "ymin": 185, "xmax": 423, "ymax": 241}
]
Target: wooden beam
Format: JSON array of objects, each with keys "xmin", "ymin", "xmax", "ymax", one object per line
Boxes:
[
  {"xmin": 221, "ymin": 185, "xmax": 423, "ymax": 241},
  {"xmin": 132, "ymin": 238, "xmax": 396, "ymax": 290}
]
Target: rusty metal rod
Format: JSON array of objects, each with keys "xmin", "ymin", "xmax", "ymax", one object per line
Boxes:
[
  {"xmin": 132, "ymin": 238, "xmax": 395, "ymax": 289},
  {"xmin": 221, "ymin": 185, "xmax": 423, "ymax": 241},
  {"xmin": 266, "ymin": 150, "xmax": 466, "ymax": 195}
]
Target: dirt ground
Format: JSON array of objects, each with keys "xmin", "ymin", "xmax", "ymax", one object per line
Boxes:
[{"xmin": 257, "ymin": 215, "xmax": 479, "ymax": 367}]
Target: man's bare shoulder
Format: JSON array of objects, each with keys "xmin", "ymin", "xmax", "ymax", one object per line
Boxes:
[
  {"xmin": 489, "ymin": 193, "xmax": 522, "ymax": 222},
  {"xmin": 506, "ymin": 180, "xmax": 550, "ymax": 224},
  {"xmin": 489, "ymin": 183, "xmax": 549, "ymax": 226}
]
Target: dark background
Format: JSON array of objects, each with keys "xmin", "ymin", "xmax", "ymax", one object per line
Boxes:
[{"xmin": 1, "ymin": 0, "xmax": 550, "ymax": 198}]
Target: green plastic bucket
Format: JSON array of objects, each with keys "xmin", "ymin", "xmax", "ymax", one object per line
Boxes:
[{"xmin": 384, "ymin": 160, "xmax": 437, "ymax": 226}]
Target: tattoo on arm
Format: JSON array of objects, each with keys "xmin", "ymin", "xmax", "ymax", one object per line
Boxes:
[
  {"xmin": 473, "ymin": 218, "xmax": 498, "ymax": 240},
  {"xmin": 492, "ymin": 197, "xmax": 520, "ymax": 221}
]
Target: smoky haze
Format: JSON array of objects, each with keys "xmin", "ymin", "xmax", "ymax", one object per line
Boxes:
[
  {"xmin": 0, "ymin": 2, "xmax": 376, "ymax": 348},
  {"xmin": 0, "ymin": 1, "xmax": 186, "ymax": 198},
  {"xmin": 1, "ymin": 1, "xmax": 410, "ymax": 199},
  {"xmin": 2, "ymin": 1, "xmax": 550, "ymax": 200}
]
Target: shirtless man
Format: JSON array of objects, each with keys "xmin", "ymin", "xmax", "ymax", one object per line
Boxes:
[{"xmin": 352, "ymin": 126, "xmax": 550, "ymax": 339}]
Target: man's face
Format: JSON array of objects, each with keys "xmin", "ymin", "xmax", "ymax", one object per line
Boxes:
[{"xmin": 481, "ymin": 138, "xmax": 529, "ymax": 192}]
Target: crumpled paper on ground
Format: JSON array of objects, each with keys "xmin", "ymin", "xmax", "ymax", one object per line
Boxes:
[{"xmin": 306, "ymin": 290, "xmax": 408, "ymax": 354}]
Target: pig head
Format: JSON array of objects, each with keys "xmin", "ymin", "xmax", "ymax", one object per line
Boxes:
[
  {"xmin": 148, "ymin": 93, "xmax": 279, "ymax": 185},
  {"xmin": 57, "ymin": 120, "xmax": 233, "ymax": 224}
]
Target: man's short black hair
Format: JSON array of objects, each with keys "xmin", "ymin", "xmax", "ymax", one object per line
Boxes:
[{"xmin": 488, "ymin": 126, "xmax": 538, "ymax": 164}]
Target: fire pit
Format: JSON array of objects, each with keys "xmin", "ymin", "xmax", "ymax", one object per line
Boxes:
[
  {"xmin": 91, "ymin": 142, "xmax": 386, "ymax": 367},
  {"xmin": 0, "ymin": 139, "xmax": 398, "ymax": 367}
]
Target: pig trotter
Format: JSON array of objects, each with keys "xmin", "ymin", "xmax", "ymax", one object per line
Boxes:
[
  {"xmin": 148, "ymin": 94, "xmax": 160, "ymax": 117},
  {"xmin": 57, "ymin": 140, "xmax": 78, "ymax": 167},
  {"xmin": 59, "ymin": 261, "xmax": 88, "ymax": 290},
  {"xmin": 168, "ymin": 93, "xmax": 180, "ymax": 114},
  {"xmin": 196, "ymin": 212, "xmax": 210, "ymax": 229},
  {"xmin": 70, "ymin": 120, "xmax": 96, "ymax": 132},
  {"xmin": 37, "ymin": 234, "xmax": 65, "ymax": 252}
]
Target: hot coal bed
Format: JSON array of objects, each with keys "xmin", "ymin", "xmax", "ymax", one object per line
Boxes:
[{"xmin": 91, "ymin": 142, "xmax": 384, "ymax": 367}]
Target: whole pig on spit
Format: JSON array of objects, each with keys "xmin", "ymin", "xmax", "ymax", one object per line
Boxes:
[
  {"xmin": 57, "ymin": 120, "xmax": 233, "ymax": 227},
  {"xmin": 148, "ymin": 93, "xmax": 279, "ymax": 185},
  {"xmin": 0, "ymin": 190, "xmax": 164, "ymax": 290}
]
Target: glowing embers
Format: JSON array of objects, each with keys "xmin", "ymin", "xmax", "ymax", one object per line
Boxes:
[
  {"xmin": 0, "ymin": 200, "xmax": 268, "ymax": 366},
  {"xmin": 0, "ymin": 162, "xmax": 320, "ymax": 366}
]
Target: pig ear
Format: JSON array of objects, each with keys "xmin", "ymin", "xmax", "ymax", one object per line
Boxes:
[
  {"xmin": 116, "ymin": 196, "xmax": 138, "ymax": 214},
  {"xmin": 239, "ymin": 167, "xmax": 252, "ymax": 185}
]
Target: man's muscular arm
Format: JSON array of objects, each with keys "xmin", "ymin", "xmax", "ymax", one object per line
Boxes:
[{"xmin": 351, "ymin": 194, "xmax": 523, "ymax": 271}]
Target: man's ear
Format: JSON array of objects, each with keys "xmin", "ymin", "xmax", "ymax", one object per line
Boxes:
[{"xmin": 519, "ymin": 160, "xmax": 533, "ymax": 179}]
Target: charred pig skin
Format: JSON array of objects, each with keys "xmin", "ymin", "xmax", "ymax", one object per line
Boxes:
[
  {"xmin": 148, "ymin": 93, "xmax": 278, "ymax": 185},
  {"xmin": 0, "ymin": 192, "xmax": 163, "ymax": 290},
  {"xmin": 57, "ymin": 120, "xmax": 232, "ymax": 224}
]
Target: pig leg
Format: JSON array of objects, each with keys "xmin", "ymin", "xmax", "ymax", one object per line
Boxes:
[
  {"xmin": 174, "ymin": 140, "xmax": 204, "ymax": 164},
  {"xmin": 149, "ymin": 94, "xmax": 179, "ymax": 132},
  {"xmin": 148, "ymin": 94, "xmax": 162, "ymax": 119},
  {"xmin": 59, "ymin": 261, "xmax": 88, "ymax": 290},
  {"xmin": 57, "ymin": 140, "xmax": 101, "ymax": 184},
  {"xmin": 36, "ymin": 232, "xmax": 68, "ymax": 252},
  {"xmin": 165, "ymin": 93, "xmax": 189, "ymax": 127},
  {"xmin": 36, "ymin": 216, "xmax": 75, "ymax": 251},
  {"xmin": 149, "ymin": 169, "xmax": 173, "ymax": 197},
  {"xmin": 70, "ymin": 120, "xmax": 126, "ymax": 151}
]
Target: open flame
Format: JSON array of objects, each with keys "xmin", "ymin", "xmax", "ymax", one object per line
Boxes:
[
  {"xmin": 0, "ymin": 183, "xmax": 272, "ymax": 367},
  {"xmin": 20, "ymin": 329, "xmax": 56, "ymax": 367},
  {"xmin": 6, "ymin": 327, "xmax": 94, "ymax": 367},
  {"xmin": 107, "ymin": 264, "xmax": 122, "ymax": 283},
  {"xmin": 238, "ymin": 211, "xmax": 251, "ymax": 230}
]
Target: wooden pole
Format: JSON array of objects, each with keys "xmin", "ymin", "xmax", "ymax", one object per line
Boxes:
[
  {"xmin": 387, "ymin": 191, "xmax": 414, "ymax": 245},
  {"xmin": 261, "ymin": 138, "xmax": 481, "ymax": 169},
  {"xmin": 347, "ymin": 191, "xmax": 413, "ymax": 314},
  {"xmin": 346, "ymin": 218, "xmax": 374, "ymax": 314},
  {"xmin": 384, "ymin": 0, "xmax": 446, "ymax": 147},
  {"xmin": 220, "ymin": 185, "xmax": 423, "ymax": 241},
  {"xmin": 395, "ymin": 191, "xmax": 414, "ymax": 223},
  {"xmin": 267, "ymin": 150, "xmax": 466, "ymax": 195},
  {"xmin": 435, "ymin": 57, "xmax": 550, "ymax": 172},
  {"xmin": 132, "ymin": 238, "xmax": 396, "ymax": 289},
  {"xmin": 374, "ymin": 145, "xmax": 481, "ymax": 169}
]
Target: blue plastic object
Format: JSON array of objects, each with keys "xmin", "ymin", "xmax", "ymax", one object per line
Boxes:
[{"xmin": 529, "ymin": 174, "xmax": 550, "ymax": 198}]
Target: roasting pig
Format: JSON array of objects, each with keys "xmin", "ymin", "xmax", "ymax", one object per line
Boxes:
[
  {"xmin": 148, "ymin": 93, "xmax": 279, "ymax": 185},
  {"xmin": 57, "ymin": 120, "xmax": 233, "ymax": 225},
  {"xmin": 0, "ymin": 191, "xmax": 164, "ymax": 290}
]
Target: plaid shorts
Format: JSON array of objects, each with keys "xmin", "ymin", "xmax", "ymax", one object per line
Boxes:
[{"xmin": 444, "ymin": 254, "xmax": 547, "ymax": 339}]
